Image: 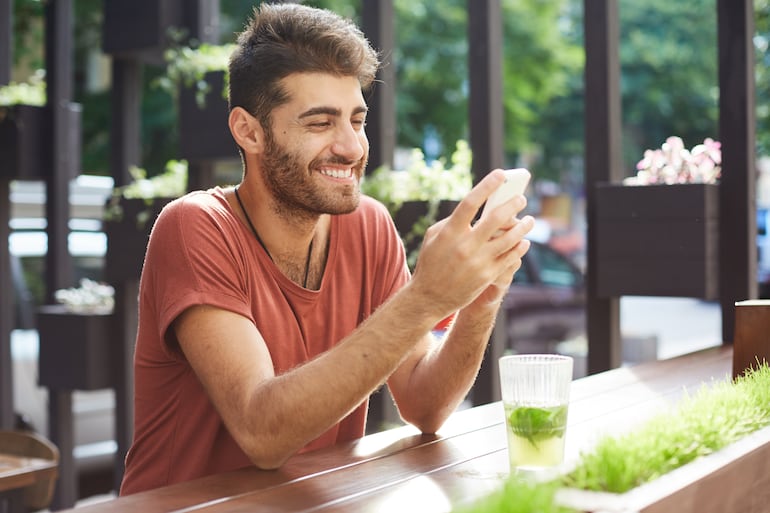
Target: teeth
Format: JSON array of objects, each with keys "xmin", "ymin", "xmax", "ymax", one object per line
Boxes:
[{"xmin": 320, "ymin": 168, "xmax": 353, "ymax": 178}]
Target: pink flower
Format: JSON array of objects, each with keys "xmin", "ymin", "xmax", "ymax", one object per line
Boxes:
[{"xmin": 625, "ymin": 137, "xmax": 722, "ymax": 185}]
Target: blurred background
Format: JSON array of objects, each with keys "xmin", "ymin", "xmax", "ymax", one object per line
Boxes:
[{"xmin": 4, "ymin": 0, "xmax": 769, "ymax": 504}]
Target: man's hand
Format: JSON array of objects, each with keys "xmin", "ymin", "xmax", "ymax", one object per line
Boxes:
[{"xmin": 408, "ymin": 170, "xmax": 535, "ymax": 321}]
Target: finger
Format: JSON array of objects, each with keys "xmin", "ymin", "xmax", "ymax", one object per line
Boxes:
[
  {"xmin": 475, "ymin": 194, "xmax": 528, "ymax": 241},
  {"xmin": 445, "ymin": 170, "xmax": 506, "ymax": 229},
  {"xmin": 488, "ymin": 215, "xmax": 535, "ymax": 255}
]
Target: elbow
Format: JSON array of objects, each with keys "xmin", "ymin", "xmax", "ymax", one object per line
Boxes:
[
  {"xmin": 238, "ymin": 432, "xmax": 298, "ymax": 470},
  {"xmin": 247, "ymin": 446, "xmax": 294, "ymax": 471},
  {"xmin": 401, "ymin": 408, "xmax": 449, "ymax": 436}
]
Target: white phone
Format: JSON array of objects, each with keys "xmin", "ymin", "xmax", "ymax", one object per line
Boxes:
[{"xmin": 482, "ymin": 168, "xmax": 531, "ymax": 218}]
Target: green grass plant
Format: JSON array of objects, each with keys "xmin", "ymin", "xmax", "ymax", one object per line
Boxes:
[
  {"xmin": 563, "ymin": 362, "xmax": 770, "ymax": 493},
  {"xmin": 454, "ymin": 361, "xmax": 770, "ymax": 512},
  {"xmin": 454, "ymin": 477, "xmax": 577, "ymax": 513}
]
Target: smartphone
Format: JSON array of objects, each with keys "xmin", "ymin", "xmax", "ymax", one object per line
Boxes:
[{"xmin": 482, "ymin": 168, "xmax": 531, "ymax": 218}]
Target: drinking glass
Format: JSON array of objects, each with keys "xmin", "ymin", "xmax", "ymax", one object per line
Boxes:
[{"xmin": 498, "ymin": 354, "xmax": 573, "ymax": 472}]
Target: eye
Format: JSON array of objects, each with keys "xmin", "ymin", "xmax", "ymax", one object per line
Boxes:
[{"xmin": 309, "ymin": 120, "xmax": 331, "ymax": 128}]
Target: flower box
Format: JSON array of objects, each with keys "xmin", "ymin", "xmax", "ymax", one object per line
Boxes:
[
  {"xmin": 104, "ymin": 196, "xmax": 176, "ymax": 283},
  {"xmin": 37, "ymin": 305, "xmax": 114, "ymax": 391},
  {"xmin": 594, "ymin": 182, "xmax": 719, "ymax": 299},
  {"xmin": 556, "ymin": 424, "xmax": 770, "ymax": 512},
  {"xmin": 102, "ymin": 0, "xmax": 184, "ymax": 64},
  {"xmin": 178, "ymin": 70, "xmax": 238, "ymax": 162},
  {"xmin": 393, "ymin": 199, "xmax": 459, "ymax": 258},
  {"xmin": 0, "ymin": 103, "xmax": 81, "ymax": 180}
]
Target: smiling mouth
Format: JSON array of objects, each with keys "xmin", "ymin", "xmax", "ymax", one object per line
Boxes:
[{"xmin": 319, "ymin": 167, "xmax": 354, "ymax": 179}]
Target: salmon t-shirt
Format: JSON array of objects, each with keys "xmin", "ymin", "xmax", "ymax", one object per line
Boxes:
[{"xmin": 120, "ymin": 188, "xmax": 409, "ymax": 495}]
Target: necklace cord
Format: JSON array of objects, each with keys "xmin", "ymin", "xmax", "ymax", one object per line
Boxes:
[{"xmin": 234, "ymin": 186, "xmax": 314, "ymax": 288}]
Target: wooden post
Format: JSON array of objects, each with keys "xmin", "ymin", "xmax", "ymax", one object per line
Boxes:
[
  {"xmin": 0, "ymin": 178, "xmax": 13, "ymax": 430},
  {"xmin": 584, "ymin": 0, "xmax": 623, "ymax": 374},
  {"xmin": 717, "ymin": 0, "xmax": 757, "ymax": 342},
  {"xmin": 110, "ymin": 58, "xmax": 142, "ymax": 187},
  {"xmin": 43, "ymin": 0, "xmax": 75, "ymax": 302},
  {"xmin": 0, "ymin": 0, "xmax": 11, "ymax": 85},
  {"xmin": 467, "ymin": 0, "xmax": 504, "ymax": 185},
  {"xmin": 361, "ymin": 0, "xmax": 396, "ymax": 172},
  {"xmin": 732, "ymin": 300, "xmax": 770, "ymax": 378},
  {"xmin": 0, "ymin": 0, "xmax": 12, "ymax": 432},
  {"xmin": 467, "ymin": 0, "xmax": 504, "ymax": 405}
]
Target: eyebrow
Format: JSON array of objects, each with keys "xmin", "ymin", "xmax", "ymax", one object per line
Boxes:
[{"xmin": 298, "ymin": 105, "xmax": 368, "ymax": 119}]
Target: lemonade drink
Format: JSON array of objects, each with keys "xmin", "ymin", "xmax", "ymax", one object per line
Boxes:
[{"xmin": 504, "ymin": 402, "xmax": 568, "ymax": 469}]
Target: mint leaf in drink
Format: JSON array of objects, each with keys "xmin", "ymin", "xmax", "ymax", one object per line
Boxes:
[{"xmin": 508, "ymin": 405, "xmax": 568, "ymax": 449}]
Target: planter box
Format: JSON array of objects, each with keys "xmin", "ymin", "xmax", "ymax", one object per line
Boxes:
[
  {"xmin": 104, "ymin": 197, "xmax": 176, "ymax": 283},
  {"xmin": 557, "ymin": 424, "xmax": 770, "ymax": 512},
  {"xmin": 178, "ymin": 70, "xmax": 238, "ymax": 162},
  {"xmin": 595, "ymin": 183, "xmax": 719, "ymax": 299},
  {"xmin": 0, "ymin": 103, "xmax": 81, "ymax": 181},
  {"xmin": 37, "ymin": 305, "xmax": 114, "ymax": 390},
  {"xmin": 102, "ymin": 0, "xmax": 183, "ymax": 64},
  {"xmin": 393, "ymin": 200, "xmax": 459, "ymax": 257}
]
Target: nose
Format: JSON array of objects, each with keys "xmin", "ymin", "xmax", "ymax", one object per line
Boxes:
[{"xmin": 331, "ymin": 123, "xmax": 366, "ymax": 162}]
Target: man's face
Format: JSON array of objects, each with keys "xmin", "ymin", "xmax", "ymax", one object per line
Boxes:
[{"xmin": 258, "ymin": 73, "xmax": 369, "ymax": 216}]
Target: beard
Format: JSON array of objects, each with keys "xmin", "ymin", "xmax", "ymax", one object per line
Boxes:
[{"xmin": 259, "ymin": 129, "xmax": 367, "ymax": 218}]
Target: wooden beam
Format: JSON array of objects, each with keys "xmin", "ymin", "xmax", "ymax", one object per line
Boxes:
[
  {"xmin": 185, "ymin": 0, "xmax": 220, "ymax": 45},
  {"xmin": 0, "ymin": 178, "xmax": 13, "ymax": 430},
  {"xmin": 0, "ymin": 0, "xmax": 11, "ymax": 85},
  {"xmin": 467, "ymin": 0, "xmax": 504, "ymax": 184},
  {"xmin": 717, "ymin": 0, "xmax": 757, "ymax": 342},
  {"xmin": 43, "ymin": 0, "xmax": 75, "ymax": 301},
  {"xmin": 110, "ymin": 58, "xmax": 142, "ymax": 187},
  {"xmin": 467, "ymin": 0, "xmax": 504, "ymax": 405},
  {"xmin": 361, "ymin": 0, "xmax": 396, "ymax": 172},
  {"xmin": 584, "ymin": 0, "xmax": 622, "ymax": 374}
]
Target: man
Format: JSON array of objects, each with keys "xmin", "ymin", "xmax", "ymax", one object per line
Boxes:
[{"xmin": 120, "ymin": 3, "xmax": 534, "ymax": 495}]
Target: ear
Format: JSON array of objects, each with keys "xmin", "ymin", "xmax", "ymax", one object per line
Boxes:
[{"xmin": 228, "ymin": 107, "xmax": 264, "ymax": 154}]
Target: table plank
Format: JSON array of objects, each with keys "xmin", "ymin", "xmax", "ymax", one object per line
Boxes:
[{"xmin": 58, "ymin": 346, "xmax": 734, "ymax": 513}]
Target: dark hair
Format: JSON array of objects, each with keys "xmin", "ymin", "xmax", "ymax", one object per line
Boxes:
[{"xmin": 229, "ymin": 3, "xmax": 380, "ymax": 129}]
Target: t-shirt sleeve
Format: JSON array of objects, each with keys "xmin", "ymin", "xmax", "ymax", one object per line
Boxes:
[
  {"xmin": 359, "ymin": 196, "xmax": 411, "ymax": 308},
  {"xmin": 141, "ymin": 195, "xmax": 254, "ymax": 349}
]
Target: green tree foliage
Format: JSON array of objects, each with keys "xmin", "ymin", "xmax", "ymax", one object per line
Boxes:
[
  {"xmin": 501, "ymin": 0, "xmax": 583, "ymax": 164},
  {"xmin": 8, "ymin": 0, "xmax": 768, "ymax": 182},
  {"xmin": 619, "ymin": 1, "xmax": 719, "ymax": 173},
  {"xmin": 757, "ymin": 0, "xmax": 770, "ymax": 156},
  {"xmin": 392, "ymin": 0, "xmax": 468, "ymax": 156},
  {"xmin": 392, "ymin": 0, "xmax": 581, "ymax": 176}
]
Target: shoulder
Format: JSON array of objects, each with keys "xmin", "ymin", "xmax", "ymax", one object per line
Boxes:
[
  {"xmin": 154, "ymin": 188, "xmax": 232, "ymax": 231},
  {"xmin": 353, "ymin": 195, "xmax": 395, "ymax": 226}
]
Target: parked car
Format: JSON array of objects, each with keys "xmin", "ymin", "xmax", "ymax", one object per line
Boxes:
[{"xmin": 502, "ymin": 240, "xmax": 586, "ymax": 355}]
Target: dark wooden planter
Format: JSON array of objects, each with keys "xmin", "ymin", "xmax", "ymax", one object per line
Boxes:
[
  {"xmin": 178, "ymin": 70, "xmax": 238, "ymax": 162},
  {"xmin": 104, "ymin": 196, "xmax": 176, "ymax": 283},
  {"xmin": 595, "ymin": 183, "xmax": 719, "ymax": 299},
  {"xmin": 393, "ymin": 199, "xmax": 459, "ymax": 257},
  {"xmin": 37, "ymin": 305, "xmax": 114, "ymax": 391},
  {"xmin": 0, "ymin": 103, "xmax": 81, "ymax": 181},
  {"xmin": 102, "ymin": 0, "xmax": 183, "ymax": 64}
]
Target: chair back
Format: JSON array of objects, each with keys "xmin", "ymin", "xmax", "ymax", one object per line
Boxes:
[{"xmin": 0, "ymin": 430, "xmax": 60, "ymax": 511}]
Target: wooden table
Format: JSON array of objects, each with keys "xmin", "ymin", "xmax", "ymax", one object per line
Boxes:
[
  {"xmin": 0, "ymin": 452, "xmax": 58, "ymax": 513},
  {"xmin": 60, "ymin": 346, "xmax": 734, "ymax": 513}
]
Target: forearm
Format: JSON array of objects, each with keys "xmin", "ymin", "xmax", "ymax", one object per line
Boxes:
[
  {"xmin": 237, "ymin": 281, "xmax": 442, "ymax": 468},
  {"xmin": 393, "ymin": 300, "xmax": 501, "ymax": 433}
]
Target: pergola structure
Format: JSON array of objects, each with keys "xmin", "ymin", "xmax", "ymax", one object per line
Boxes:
[{"xmin": 0, "ymin": 0, "xmax": 757, "ymax": 508}]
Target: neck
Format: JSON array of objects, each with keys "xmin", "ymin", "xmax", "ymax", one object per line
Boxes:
[{"xmin": 233, "ymin": 185, "xmax": 323, "ymax": 288}]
